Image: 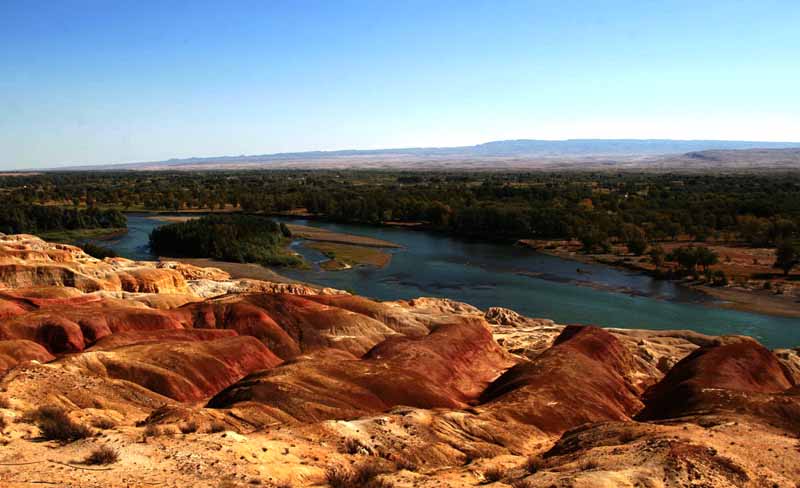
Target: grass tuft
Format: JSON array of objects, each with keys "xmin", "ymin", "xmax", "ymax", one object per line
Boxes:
[
  {"xmin": 481, "ymin": 466, "xmax": 505, "ymax": 484},
  {"xmin": 30, "ymin": 405, "xmax": 92, "ymax": 443},
  {"xmin": 325, "ymin": 461, "xmax": 393, "ymax": 488},
  {"xmin": 83, "ymin": 445, "xmax": 119, "ymax": 465},
  {"xmin": 179, "ymin": 420, "xmax": 198, "ymax": 434}
]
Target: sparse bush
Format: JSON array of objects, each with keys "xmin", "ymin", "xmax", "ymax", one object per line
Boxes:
[
  {"xmin": 179, "ymin": 420, "xmax": 198, "ymax": 434},
  {"xmin": 92, "ymin": 418, "xmax": 116, "ymax": 430},
  {"xmin": 83, "ymin": 445, "xmax": 119, "ymax": 465},
  {"xmin": 79, "ymin": 242, "xmax": 118, "ymax": 259},
  {"xmin": 31, "ymin": 405, "xmax": 92, "ymax": 443},
  {"xmin": 143, "ymin": 424, "xmax": 161, "ymax": 438},
  {"xmin": 325, "ymin": 466, "xmax": 353, "ymax": 488},
  {"xmin": 511, "ymin": 480, "xmax": 536, "ymax": 488},
  {"xmin": 0, "ymin": 396, "xmax": 10, "ymax": 409},
  {"xmin": 580, "ymin": 459, "xmax": 599, "ymax": 470},
  {"xmin": 394, "ymin": 457, "xmax": 418, "ymax": 471},
  {"xmin": 208, "ymin": 421, "xmax": 227, "ymax": 433},
  {"xmin": 482, "ymin": 466, "xmax": 505, "ymax": 484},
  {"xmin": 325, "ymin": 461, "xmax": 392, "ymax": 488},
  {"xmin": 342, "ymin": 437, "xmax": 372, "ymax": 455},
  {"xmin": 0, "ymin": 413, "xmax": 6, "ymax": 432},
  {"xmin": 524, "ymin": 455, "xmax": 542, "ymax": 473}
]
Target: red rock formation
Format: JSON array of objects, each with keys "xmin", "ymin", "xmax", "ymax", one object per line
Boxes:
[
  {"xmin": 0, "ymin": 339, "xmax": 54, "ymax": 372},
  {"xmin": 88, "ymin": 328, "xmax": 238, "ymax": 350},
  {"xmin": 208, "ymin": 317, "xmax": 513, "ymax": 422},
  {"xmin": 637, "ymin": 338, "xmax": 799, "ymax": 429},
  {"xmin": 0, "ymin": 302, "xmax": 186, "ymax": 353},
  {"xmin": 179, "ymin": 293, "xmax": 399, "ymax": 359},
  {"xmin": 480, "ymin": 325, "xmax": 644, "ymax": 434},
  {"xmin": 60, "ymin": 336, "xmax": 282, "ymax": 402}
]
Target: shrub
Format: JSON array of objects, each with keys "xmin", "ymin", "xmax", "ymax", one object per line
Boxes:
[
  {"xmin": 0, "ymin": 413, "xmax": 6, "ymax": 432},
  {"xmin": 143, "ymin": 424, "xmax": 161, "ymax": 438},
  {"xmin": 482, "ymin": 466, "xmax": 505, "ymax": 483},
  {"xmin": 524, "ymin": 455, "xmax": 542, "ymax": 474},
  {"xmin": 91, "ymin": 418, "xmax": 116, "ymax": 430},
  {"xmin": 179, "ymin": 420, "xmax": 198, "ymax": 434},
  {"xmin": 208, "ymin": 421, "xmax": 227, "ymax": 433},
  {"xmin": 511, "ymin": 480, "xmax": 536, "ymax": 488},
  {"xmin": 0, "ymin": 396, "xmax": 10, "ymax": 409},
  {"xmin": 341, "ymin": 437, "xmax": 372, "ymax": 455},
  {"xmin": 83, "ymin": 445, "xmax": 119, "ymax": 465},
  {"xmin": 580, "ymin": 459, "xmax": 599, "ymax": 470},
  {"xmin": 79, "ymin": 242, "xmax": 118, "ymax": 259},
  {"xmin": 394, "ymin": 457, "xmax": 418, "ymax": 472},
  {"xmin": 31, "ymin": 406, "xmax": 92, "ymax": 443},
  {"xmin": 325, "ymin": 461, "xmax": 392, "ymax": 488}
]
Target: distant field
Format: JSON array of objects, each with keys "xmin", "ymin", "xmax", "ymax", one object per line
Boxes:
[
  {"xmin": 39, "ymin": 227, "xmax": 127, "ymax": 244},
  {"xmin": 305, "ymin": 241, "xmax": 392, "ymax": 269}
]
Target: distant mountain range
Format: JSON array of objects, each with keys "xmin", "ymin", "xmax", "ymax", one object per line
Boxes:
[{"xmin": 65, "ymin": 139, "xmax": 800, "ymax": 171}]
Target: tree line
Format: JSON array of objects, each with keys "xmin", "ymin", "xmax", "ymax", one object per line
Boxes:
[
  {"xmin": 0, "ymin": 204, "xmax": 126, "ymax": 235},
  {"xmin": 149, "ymin": 214, "xmax": 301, "ymax": 267},
  {"xmin": 2, "ymin": 170, "xmax": 799, "ymax": 273}
]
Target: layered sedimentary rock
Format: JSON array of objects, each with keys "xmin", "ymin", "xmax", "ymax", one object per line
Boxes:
[
  {"xmin": 207, "ymin": 316, "xmax": 514, "ymax": 422},
  {"xmin": 0, "ymin": 234, "xmax": 797, "ymax": 488}
]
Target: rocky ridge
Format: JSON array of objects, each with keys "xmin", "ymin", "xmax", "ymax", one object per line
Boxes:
[{"xmin": 0, "ymin": 234, "xmax": 798, "ymax": 487}]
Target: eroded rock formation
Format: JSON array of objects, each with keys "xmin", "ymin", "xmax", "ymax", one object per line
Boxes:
[{"xmin": 0, "ymin": 234, "xmax": 797, "ymax": 488}]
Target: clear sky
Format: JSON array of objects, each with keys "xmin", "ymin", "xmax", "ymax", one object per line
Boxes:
[{"xmin": 1, "ymin": 0, "xmax": 799, "ymax": 169}]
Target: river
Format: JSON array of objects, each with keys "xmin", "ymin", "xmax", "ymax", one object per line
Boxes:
[{"xmin": 108, "ymin": 214, "xmax": 800, "ymax": 349}]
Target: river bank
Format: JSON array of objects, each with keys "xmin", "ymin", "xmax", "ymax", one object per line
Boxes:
[
  {"xmin": 518, "ymin": 238, "xmax": 800, "ymax": 319},
  {"xmin": 144, "ymin": 214, "xmax": 398, "ymax": 271},
  {"xmin": 101, "ymin": 214, "xmax": 800, "ymax": 348}
]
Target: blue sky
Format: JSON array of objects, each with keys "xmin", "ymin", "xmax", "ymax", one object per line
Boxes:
[{"xmin": 1, "ymin": 1, "xmax": 799, "ymax": 168}]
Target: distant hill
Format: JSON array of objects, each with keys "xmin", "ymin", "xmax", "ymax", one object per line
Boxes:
[{"xmin": 62, "ymin": 139, "xmax": 800, "ymax": 171}]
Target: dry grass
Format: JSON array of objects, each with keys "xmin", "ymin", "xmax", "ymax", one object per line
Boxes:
[
  {"xmin": 511, "ymin": 480, "xmax": 536, "ymax": 488},
  {"xmin": 341, "ymin": 437, "xmax": 373, "ymax": 455},
  {"xmin": 91, "ymin": 418, "xmax": 117, "ymax": 430},
  {"xmin": 179, "ymin": 420, "xmax": 198, "ymax": 434},
  {"xmin": 524, "ymin": 455, "xmax": 543, "ymax": 474},
  {"xmin": 143, "ymin": 424, "xmax": 161, "ymax": 438},
  {"xmin": 307, "ymin": 242, "xmax": 391, "ymax": 268},
  {"xmin": 325, "ymin": 461, "xmax": 393, "ymax": 488},
  {"xmin": 30, "ymin": 405, "xmax": 92, "ymax": 443},
  {"xmin": 83, "ymin": 445, "xmax": 119, "ymax": 465},
  {"xmin": 481, "ymin": 466, "xmax": 505, "ymax": 484}
]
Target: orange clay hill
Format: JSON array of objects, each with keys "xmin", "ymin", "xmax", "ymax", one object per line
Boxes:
[{"xmin": 0, "ymin": 233, "xmax": 798, "ymax": 487}]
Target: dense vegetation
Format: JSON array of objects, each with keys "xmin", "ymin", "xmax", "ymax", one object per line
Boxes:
[
  {"xmin": 149, "ymin": 214, "xmax": 302, "ymax": 266},
  {"xmin": 2, "ymin": 170, "xmax": 798, "ymax": 269},
  {"xmin": 0, "ymin": 203, "xmax": 126, "ymax": 235}
]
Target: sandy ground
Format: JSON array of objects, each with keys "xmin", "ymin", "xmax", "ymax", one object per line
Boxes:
[
  {"xmin": 287, "ymin": 224, "xmax": 401, "ymax": 248},
  {"xmin": 695, "ymin": 285, "xmax": 800, "ymax": 317}
]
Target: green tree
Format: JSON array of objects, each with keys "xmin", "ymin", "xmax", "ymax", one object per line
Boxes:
[
  {"xmin": 622, "ymin": 224, "xmax": 648, "ymax": 255},
  {"xmin": 648, "ymin": 244, "xmax": 666, "ymax": 269},
  {"xmin": 695, "ymin": 246, "xmax": 719, "ymax": 273},
  {"xmin": 774, "ymin": 241, "xmax": 800, "ymax": 276}
]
